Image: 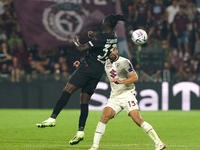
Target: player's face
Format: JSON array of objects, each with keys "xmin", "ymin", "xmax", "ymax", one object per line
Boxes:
[{"xmin": 109, "ymin": 48, "xmax": 118, "ymax": 61}]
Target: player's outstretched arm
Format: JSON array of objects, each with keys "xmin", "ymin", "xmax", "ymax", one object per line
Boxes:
[
  {"xmin": 111, "ymin": 71, "xmax": 138, "ymax": 84},
  {"xmin": 73, "ymin": 36, "xmax": 90, "ymax": 52}
]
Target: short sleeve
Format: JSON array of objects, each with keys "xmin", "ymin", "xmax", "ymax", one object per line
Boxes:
[
  {"xmin": 123, "ymin": 59, "xmax": 135, "ymax": 74},
  {"xmin": 88, "ymin": 33, "xmax": 104, "ymax": 48}
]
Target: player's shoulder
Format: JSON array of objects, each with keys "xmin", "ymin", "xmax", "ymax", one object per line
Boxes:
[
  {"xmin": 118, "ymin": 56, "xmax": 131, "ymax": 63},
  {"xmin": 91, "ymin": 32, "xmax": 110, "ymax": 43}
]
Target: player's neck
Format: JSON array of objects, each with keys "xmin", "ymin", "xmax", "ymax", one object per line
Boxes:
[
  {"xmin": 103, "ymin": 28, "xmax": 113, "ymax": 33},
  {"xmin": 110, "ymin": 55, "xmax": 119, "ymax": 63}
]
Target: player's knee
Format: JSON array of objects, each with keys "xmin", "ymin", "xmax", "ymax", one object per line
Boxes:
[
  {"xmin": 63, "ymin": 83, "xmax": 78, "ymax": 94},
  {"xmin": 100, "ymin": 113, "xmax": 111, "ymax": 123},
  {"xmin": 129, "ymin": 111, "xmax": 144, "ymax": 126}
]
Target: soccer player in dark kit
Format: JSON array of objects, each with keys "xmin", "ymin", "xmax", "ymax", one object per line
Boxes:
[{"xmin": 36, "ymin": 14, "xmax": 126, "ymax": 145}]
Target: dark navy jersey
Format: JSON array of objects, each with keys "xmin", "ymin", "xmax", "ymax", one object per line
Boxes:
[{"xmin": 85, "ymin": 32, "xmax": 118, "ymax": 65}]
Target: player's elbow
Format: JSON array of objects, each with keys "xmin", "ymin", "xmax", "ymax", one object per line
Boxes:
[
  {"xmin": 134, "ymin": 76, "xmax": 139, "ymax": 82},
  {"xmin": 76, "ymin": 46, "xmax": 86, "ymax": 52},
  {"xmin": 76, "ymin": 45, "xmax": 89, "ymax": 52}
]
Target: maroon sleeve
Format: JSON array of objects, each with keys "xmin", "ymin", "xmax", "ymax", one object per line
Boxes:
[
  {"xmin": 185, "ymin": 14, "xmax": 190, "ymax": 24},
  {"xmin": 173, "ymin": 14, "xmax": 178, "ymax": 23}
]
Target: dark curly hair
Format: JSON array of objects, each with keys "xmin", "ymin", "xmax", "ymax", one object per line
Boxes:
[{"xmin": 104, "ymin": 14, "xmax": 126, "ymax": 29}]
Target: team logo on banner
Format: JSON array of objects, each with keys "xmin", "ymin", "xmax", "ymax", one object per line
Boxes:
[{"xmin": 42, "ymin": 2, "xmax": 89, "ymax": 41}]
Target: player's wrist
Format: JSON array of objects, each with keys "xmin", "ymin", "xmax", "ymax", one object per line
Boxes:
[
  {"xmin": 74, "ymin": 40, "xmax": 81, "ymax": 47},
  {"xmin": 120, "ymin": 80, "xmax": 124, "ymax": 84}
]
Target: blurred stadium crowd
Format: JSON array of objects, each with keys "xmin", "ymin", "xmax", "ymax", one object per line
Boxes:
[{"xmin": 0, "ymin": 0, "xmax": 200, "ymax": 83}]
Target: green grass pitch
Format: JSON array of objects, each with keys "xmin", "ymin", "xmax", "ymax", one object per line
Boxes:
[{"xmin": 0, "ymin": 109, "xmax": 199, "ymax": 150}]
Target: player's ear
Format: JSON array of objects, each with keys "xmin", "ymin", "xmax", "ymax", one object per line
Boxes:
[{"xmin": 114, "ymin": 48, "xmax": 118, "ymax": 53}]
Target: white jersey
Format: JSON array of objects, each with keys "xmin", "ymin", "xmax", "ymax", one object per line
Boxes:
[
  {"xmin": 166, "ymin": 5, "xmax": 179, "ymax": 24},
  {"xmin": 105, "ymin": 56, "xmax": 135, "ymax": 98}
]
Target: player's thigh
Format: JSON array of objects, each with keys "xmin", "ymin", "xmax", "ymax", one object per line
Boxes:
[
  {"xmin": 81, "ymin": 78, "xmax": 100, "ymax": 96},
  {"xmin": 104, "ymin": 100, "xmax": 122, "ymax": 119},
  {"xmin": 68, "ymin": 63, "xmax": 90, "ymax": 87},
  {"xmin": 100, "ymin": 107, "xmax": 116, "ymax": 123}
]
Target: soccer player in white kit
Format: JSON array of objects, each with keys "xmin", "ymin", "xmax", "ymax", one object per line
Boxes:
[{"xmin": 88, "ymin": 48, "xmax": 166, "ymax": 150}]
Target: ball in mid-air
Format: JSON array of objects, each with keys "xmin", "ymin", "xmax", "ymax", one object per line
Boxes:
[{"xmin": 131, "ymin": 29, "xmax": 148, "ymax": 45}]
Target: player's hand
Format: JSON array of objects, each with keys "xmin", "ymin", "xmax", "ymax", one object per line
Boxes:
[
  {"xmin": 88, "ymin": 31, "xmax": 93, "ymax": 38},
  {"xmin": 73, "ymin": 36, "xmax": 79, "ymax": 43},
  {"xmin": 73, "ymin": 61, "xmax": 80, "ymax": 68},
  {"xmin": 111, "ymin": 78, "xmax": 122, "ymax": 84}
]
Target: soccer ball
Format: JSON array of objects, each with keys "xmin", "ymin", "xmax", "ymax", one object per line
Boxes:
[{"xmin": 131, "ymin": 29, "xmax": 148, "ymax": 45}]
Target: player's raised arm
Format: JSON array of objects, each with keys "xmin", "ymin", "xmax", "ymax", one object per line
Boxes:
[{"xmin": 73, "ymin": 36, "xmax": 90, "ymax": 52}]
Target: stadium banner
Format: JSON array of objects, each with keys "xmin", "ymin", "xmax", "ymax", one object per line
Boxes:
[
  {"xmin": 13, "ymin": 0, "xmax": 115, "ymax": 48},
  {"xmin": 0, "ymin": 81, "xmax": 199, "ymax": 110}
]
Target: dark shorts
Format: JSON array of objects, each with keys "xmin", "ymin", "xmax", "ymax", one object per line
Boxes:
[
  {"xmin": 177, "ymin": 31, "xmax": 189, "ymax": 44},
  {"xmin": 68, "ymin": 60, "xmax": 104, "ymax": 96}
]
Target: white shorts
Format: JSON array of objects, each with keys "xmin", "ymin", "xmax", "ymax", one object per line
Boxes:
[{"xmin": 104, "ymin": 90, "xmax": 139, "ymax": 118}]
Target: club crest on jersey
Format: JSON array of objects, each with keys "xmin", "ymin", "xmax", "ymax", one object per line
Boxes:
[
  {"xmin": 106, "ymin": 62, "xmax": 112, "ymax": 69},
  {"xmin": 115, "ymin": 63, "xmax": 120, "ymax": 68},
  {"xmin": 110, "ymin": 69, "xmax": 116, "ymax": 78}
]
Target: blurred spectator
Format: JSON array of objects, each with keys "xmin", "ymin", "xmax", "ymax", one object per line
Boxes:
[
  {"xmin": 14, "ymin": 42, "xmax": 30, "ymax": 71},
  {"xmin": 31, "ymin": 49, "xmax": 51, "ymax": 75},
  {"xmin": 0, "ymin": 42, "xmax": 12, "ymax": 81},
  {"xmin": 173, "ymin": 5, "xmax": 190, "ymax": 60},
  {"xmin": 133, "ymin": 0, "xmax": 151, "ymax": 30},
  {"xmin": 0, "ymin": 42, "xmax": 12, "ymax": 65},
  {"xmin": 162, "ymin": 40, "xmax": 172, "ymax": 81},
  {"xmin": 194, "ymin": 9, "xmax": 200, "ymax": 56},
  {"xmin": 166, "ymin": 0, "xmax": 180, "ymax": 45},
  {"xmin": 0, "ymin": 27, "xmax": 7, "ymax": 43},
  {"xmin": 148, "ymin": 19, "xmax": 167, "ymax": 40},
  {"xmin": 162, "ymin": 40, "xmax": 172, "ymax": 66},
  {"xmin": 120, "ymin": 0, "xmax": 133, "ymax": 23},
  {"xmin": 151, "ymin": 0, "xmax": 166, "ymax": 21},
  {"xmin": 0, "ymin": 62, "xmax": 10, "ymax": 81},
  {"xmin": 1, "ymin": 2, "xmax": 16, "ymax": 37},
  {"xmin": 0, "ymin": 16, "xmax": 5, "ymax": 27},
  {"xmin": 197, "ymin": 0, "xmax": 200, "ymax": 8},
  {"xmin": 0, "ymin": 0, "xmax": 6, "ymax": 16},
  {"xmin": 148, "ymin": 0, "xmax": 167, "ymax": 40},
  {"xmin": 10, "ymin": 56, "xmax": 23, "ymax": 82},
  {"xmin": 53, "ymin": 62, "xmax": 61, "ymax": 81},
  {"xmin": 26, "ymin": 60, "xmax": 39, "ymax": 82},
  {"xmin": 7, "ymin": 31, "xmax": 23, "ymax": 51},
  {"xmin": 174, "ymin": 59, "xmax": 196, "ymax": 82},
  {"xmin": 185, "ymin": 1, "xmax": 197, "ymax": 40},
  {"xmin": 190, "ymin": 53, "xmax": 200, "ymax": 74},
  {"xmin": 178, "ymin": 0, "xmax": 187, "ymax": 8},
  {"xmin": 171, "ymin": 48, "xmax": 182, "ymax": 71},
  {"xmin": 58, "ymin": 56, "xmax": 69, "ymax": 80}
]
